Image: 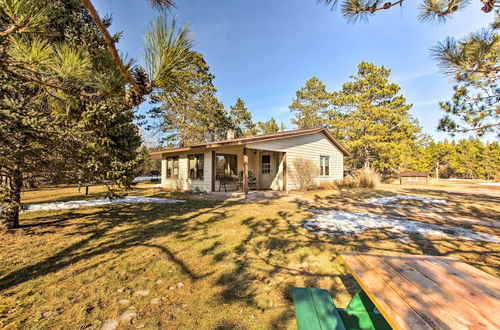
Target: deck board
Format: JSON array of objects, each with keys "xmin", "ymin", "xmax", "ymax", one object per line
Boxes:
[
  {"xmin": 339, "ymin": 253, "xmax": 500, "ymax": 330},
  {"xmin": 401, "ymin": 256, "xmax": 500, "ymax": 327}
]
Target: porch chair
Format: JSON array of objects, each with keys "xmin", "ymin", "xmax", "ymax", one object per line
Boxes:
[
  {"xmin": 218, "ymin": 174, "xmax": 239, "ymax": 192},
  {"xmin": 236, "ymin": 171, "xmax": 257, "ymax": 190},
  {"xmin": 292, "ymin": 287, "xmax": 391, "ymax": 330}
]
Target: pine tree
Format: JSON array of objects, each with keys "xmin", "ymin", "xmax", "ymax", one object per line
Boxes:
[
  {"xmin": 414, "ymin": 138, "xmax": 500, "ymax": 180},
  {"xmin": 257, "ymin": 117, "xmax": 280, "ymax": 134},
  {"xmin": 0, "ymin": 0, "xmax": 143, "ymax": 229},
  {"xmin": 289, "ymin": 77, "xmax": 331, "ymax": 129},
  {"xmin": 201, "ymin": 94, "xmax": 233, "ymax": 142},
  {"xmin": 149, "ymin": 51, "xmax": 232, "ymax": 146},
  {"xmin": 432, "ymin": 15, "xmax": 499, "ymax": 137},
  {"xmin": 329, "ymin": 62, "xmax": 422, "ymax": 176},
  {"xmin": 484, "ymin": 141, "xmax": 500, "ymax": 180},
  {"xmin": 229, "ymin": 98, "xmax": 257, "ymax": 137}
]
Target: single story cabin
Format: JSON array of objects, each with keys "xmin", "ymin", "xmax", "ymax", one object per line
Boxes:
[
  {"xmin": 151, "ymin": 127, "xmax": 349, "ymax": 194},
  {"xmin": 399, "ymin": 171, "xmax": 430, "ymax": 185}
]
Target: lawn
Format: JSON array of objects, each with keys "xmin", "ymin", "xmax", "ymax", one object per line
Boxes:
[{"xmin": 0, "ymin": 182, "xmax": 499, "ymax": 329}]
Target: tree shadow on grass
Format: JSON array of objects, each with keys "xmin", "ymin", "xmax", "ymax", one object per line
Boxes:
[
  {"xmin": 2, "ymin": 193, "xmax": 498, "ymax": 328},
  {"xmin": 210, "ymin": 197, "xmax": 500, "ymax": 327},
  {"xmin": 0, "ymin": 199, "xmax": 226, "ymax": 291}
]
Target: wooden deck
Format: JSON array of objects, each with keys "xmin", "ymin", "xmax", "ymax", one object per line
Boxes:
[{"xmin": 339, "ymin": 253, "xmax": 500, "ymax": 330}]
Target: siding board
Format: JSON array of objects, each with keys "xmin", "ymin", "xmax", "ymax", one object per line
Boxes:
[{"xmin": 247, "ymin": 132, "xmax": 344, "ymax": 190}]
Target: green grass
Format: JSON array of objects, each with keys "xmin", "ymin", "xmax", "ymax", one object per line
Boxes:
[{"xmin": 0, "ymin": 183, "xmax": 498, "ymax": 328}]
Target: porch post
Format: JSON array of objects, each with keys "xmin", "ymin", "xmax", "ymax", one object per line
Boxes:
[
  {"xmin": 243, "ymin": 147, "xmax": 249, "ymax": 196},
  {"xmin": 282, "ymin": 152, "xmax": 287, "ymax": 192},
  {"xmin": 211, "ymin": 150, "xmax": 216, "ymax": 192}
]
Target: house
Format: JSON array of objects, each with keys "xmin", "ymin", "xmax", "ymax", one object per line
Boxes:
[
  {"xmin": 151, "ymin": 127, "xmax": 349, "ymax": 194},
  {"xmin": 399, "ymin": 171, "xmax": 430, "ymax": 185}
]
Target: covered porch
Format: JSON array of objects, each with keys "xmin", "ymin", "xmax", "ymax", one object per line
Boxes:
[{"xmin": 210, "ymin": 146, "xmax": 287, "ymax": 195}]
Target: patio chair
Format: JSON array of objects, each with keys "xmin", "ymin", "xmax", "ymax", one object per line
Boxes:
[
  {"xmin": 236, "ymin": 171, "xmax": 257, "ymax": 190},
  {"xmin": 292, "ymin": 287, "xmax": 391, "ymax": 330},
  {"xmin": 248, "ymin": 171, "xmax": 257, "ymax": 189},
  {"xmin": 218, "ymin": 174, "xmax": 239, "ymax": 192}
]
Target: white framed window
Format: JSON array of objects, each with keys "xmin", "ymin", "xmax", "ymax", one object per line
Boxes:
[
  {"xmin": 216, "ymin": 154, "xmax": 237, "ymax": 179},
  {"xmin": 261, "ymin": 155, "xmax": 271, "ymax": 174},
  {"xmin": 320, "ymin": 156, "xmax": 330, "ymax": 176},
  {"xmin": 166, "ymin": 156, "xmax": 179, "ymax": 178},
  {"xmin": 188, "ymin": 154, "xmax": 204, "ymax": 180}
]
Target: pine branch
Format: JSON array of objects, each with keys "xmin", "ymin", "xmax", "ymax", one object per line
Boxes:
[
  {"xmin": 445, "ymin": 122, "xmax": 500, "ymax": 134},
  {"xmin": 418, "ymin": 0, "xmax": 468, "ymax": 23},
  {"xmin": 347, "ymin": 0, "xmax": 404, "ymax": 16},
  {"xmin": 318, "ymin": 0, "xmax": 487, "ymax": 22},
  {"xmin": 80, "ymin": 0, "xmax": 140, "ymax": 94},
  {"xmin": 147, "ymin": 0, "xmax": 176, "ymax": 10},
  {"xmin": 2, "ymin": 64, "xmax": 100, "ymax": 98},
  {"xmin": 0, "ymin": 0, "xmax": 50, "ymax": 36},
  {"xmin": 0, "ymin": 24, "xmax": 22, "ymax": 36}
]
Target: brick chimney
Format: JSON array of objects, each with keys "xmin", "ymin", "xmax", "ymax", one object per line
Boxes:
[{"xmin": 226, "ymin": 129, "xmax": 235, "ymax": 140}]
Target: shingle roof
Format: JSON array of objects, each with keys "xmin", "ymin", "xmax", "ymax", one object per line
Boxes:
[{"xmin": 151, "ymin": 127, "xmax": 350, "ymax": 156}]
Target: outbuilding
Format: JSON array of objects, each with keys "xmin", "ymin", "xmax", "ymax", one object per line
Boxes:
[{"xmin": 399, "ymin": 171, "xmax": 430, "ymax": 185}]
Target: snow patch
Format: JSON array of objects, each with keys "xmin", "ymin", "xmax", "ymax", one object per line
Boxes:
[
  {"xmin": 303, "ymin": 209, "xmax": 500, "ymax": 243},
  {"xmin": 133, "ymin": 176, "xmax": 159, "ymax": 182},
  {"xmin": 367, "ymin": 195, "xmax": 447, "ymax": 206},
  {"xmin": 476, "ymin": 182, "xmax": 500, "ymax": 186},
  {"xmin": 0, "ymin": 196, "xmax": 185, "ymax": 215}
]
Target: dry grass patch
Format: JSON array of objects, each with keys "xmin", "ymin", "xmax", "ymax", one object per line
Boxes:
[{"xmin": 0, "ymin": 183, "xmax": 499, "ymax": 328}]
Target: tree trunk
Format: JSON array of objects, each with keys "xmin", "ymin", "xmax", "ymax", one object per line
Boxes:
[{"xmin": 1, "ymin": 169, "xmax": 23, "ymax": 229}]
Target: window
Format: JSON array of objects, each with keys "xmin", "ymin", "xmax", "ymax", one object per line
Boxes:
[
  {"xmin": 188, "ymin": 154, "xmax": 204, "ymax": 180},
  {"xmin": 166, "ymin": 156, "xmax": 179, "ymax": 178},
  {"xmin": 261, "ymin": 155, "xmax": 271, "ymax": 174},
  {"xmin": 216, "ymin": 154, "xmax": 237, "ymax": 179},
  {"xmin": 320, "ymin": 156, "xmax": 330, "ymax": 176}
]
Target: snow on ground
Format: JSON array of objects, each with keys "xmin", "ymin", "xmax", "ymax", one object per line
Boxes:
[
  {"xmin": 303, "ymin": 209, "xmax": 500, "ymax": 243},
  {"xmin": 0, "ymin": 196, "xmax": 185, "ymax": 215},
  {"xmin": 133, "ymin": 176, "xmax": 160, "ymax": 182},
  {"xmin": 366, "ymin": 195, "xmax": 447, "ymax": 206}
]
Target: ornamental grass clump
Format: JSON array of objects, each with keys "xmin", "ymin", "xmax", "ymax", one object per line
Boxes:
[{"xmin": 335, "ymin": 168, "xmax": 380, "ymax": 189}]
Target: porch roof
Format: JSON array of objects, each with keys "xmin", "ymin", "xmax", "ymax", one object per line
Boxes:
[{"xmin": 150, "ymin": 127, "xmax": 350, "ymax": 156}]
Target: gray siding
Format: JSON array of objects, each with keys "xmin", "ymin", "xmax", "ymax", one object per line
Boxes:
[
  {"xmin": 161, "ymin": 150, "xmax": 212, "ymax": 192},
  {"xmin": 247, "ymin": 132, "xmax": 344, "ymax": 190}
]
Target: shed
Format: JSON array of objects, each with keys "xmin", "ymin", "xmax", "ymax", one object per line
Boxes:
[{"xmin": 399, "ymin": 171, "xmax": 430, "ymax": 185}]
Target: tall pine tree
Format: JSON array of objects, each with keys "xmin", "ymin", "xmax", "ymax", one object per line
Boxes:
[
  {"xmin": 149, "ymin": 51, "xmax": 232, "ymax": 146},
  {"xmin": 289, "ymin": 77, "xmax": 331, "ymax": 129},
  {"xmin": 257, "ymin": 117, "xmax": 281, "ymax": 134},
  {"xmin": 329, "ymin": 62, "xmax": 422, "ymax": 176},
  {"xmin": 229, "ymin": 98, "xmax": 257, "ymax": 137},
  {"xmin": 0, "ymin": 0, "xmax": 144, "ymax": 229}
]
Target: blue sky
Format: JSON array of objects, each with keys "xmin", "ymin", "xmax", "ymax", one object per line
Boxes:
[{"xmin": 93, "ymin": 0, "xmax": 494, "ymax": 141}]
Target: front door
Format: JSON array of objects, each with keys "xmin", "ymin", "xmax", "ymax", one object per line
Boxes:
[{"xmin": 259, "ymin": 152, "xmax": 274, "ymax": 189}]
